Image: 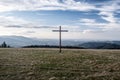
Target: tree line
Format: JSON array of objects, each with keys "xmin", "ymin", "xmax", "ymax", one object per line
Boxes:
[{"xmin": 22, "ymin": 45, "xmax": 84, "ymax": 49}]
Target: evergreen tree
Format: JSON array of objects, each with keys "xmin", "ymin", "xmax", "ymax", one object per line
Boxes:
[
  {"xmin": 1, "ymin": 41, "xmax": 7, "ymax": 48},
  {"xmin": 0, "ymin": 41, "xmax": 10, "ymax": 48}
]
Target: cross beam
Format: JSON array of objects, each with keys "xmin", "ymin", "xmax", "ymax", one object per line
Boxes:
[{"xmin": 52, "ymin": 26, "xmax": 68, "ymax": 53}]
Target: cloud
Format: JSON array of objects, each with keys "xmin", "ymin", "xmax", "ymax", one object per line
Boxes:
[
  {"xmin": 79, "ymin": 18, "xmax": 96, "ymax": 23},
  {"xmin": 77, "ymin": 0, "xmax": 120, "ymax": 32},
  {"xmin": 0, "ymin": 15, "xmax": 28, "ymax": 27},
  {"xmin": 5, "ymin": 25, "xmax": 56, "ymax": 29},
  {"xmin": 77, "ymin": 17, "xmax": 120, "ymax": 38},
  {"xmin": 0, "ymin": 15, "xmax": 57, "ymax": 30},
  {"xmin": 0, "ymin": 0, "xmax": 120, "ymax": 40},
  {"xmin": 78, "ymin": 18, "xmax": 106, "ymax": 27},
  {"xmin": 25, "ymin": 31, "xmax": 36, "ymax": 34},
  {"xmin": 96, "ymin": 0, "xmax": 120, "ymax": 33},
  {"xmin": 98, "ymin": 0, "xmax": 120, "ymax": 12},
  {"xmin": 5, "ymin": 25, "xmax": 23, "ymax": 28},
  {"xmin": 80, "ymin": 28, "xmax": 120, "ymax": 40},
  {"xmin": 0, "ymin": 0, "xmax": 96, "ymax": 12},
  {"xmin": 99, "ymin": 12, "xmax": 116, "ymax": 23},
  {"xmin": 29, "ymin": 25, "xmax": 56, "ymax": 29},
  {"xmin": 82, "ymin": 29, "xmax": 102, "ymax": 34},
  {"xmin": 98, "ymin": 0, "xmax": 120, "ymax": 23},
  {"xmin": 77, "ymin": 18, "xmax": 120, "ymax": 40}
]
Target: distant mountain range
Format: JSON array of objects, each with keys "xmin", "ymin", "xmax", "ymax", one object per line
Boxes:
[
  {"xmin": 0, "ymin": 36, "xmax": 84, "ymax": 47},
  {"xmin": 0, "ymin": 36, "xmax": 120, "ymax": 49},
  {"xmin": 0, "ymin": 36, "xmax": 40, "ymax": 47},
  {"xmin": 80, "ymin": 42, "xmax": 120, "ymax": 49}
]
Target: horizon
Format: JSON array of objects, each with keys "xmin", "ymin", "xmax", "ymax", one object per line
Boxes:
[
  {"xmin": 0, "ymin": 0, "xmax": 120, "ymax": 40},
  {"xmin": 1, "ymin": 35, "xmax": 120, "ymax": 41}
]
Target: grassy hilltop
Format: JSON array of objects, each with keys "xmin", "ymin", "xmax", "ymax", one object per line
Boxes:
[{"xmin": 0, "ymin": 48, "xmax": 120, "ymax": 80}]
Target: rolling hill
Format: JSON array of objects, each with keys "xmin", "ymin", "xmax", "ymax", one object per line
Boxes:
[
  {"xmin": 80, "ymin": 42, "xmax": 120, "ymax": 49},
  {"xmin": 0, "ymin": 36, "xmax": 120, "ymax": 49},
  {"xmin": 0, "ymin": 36, "xmax": 41, "ymax": 47}
]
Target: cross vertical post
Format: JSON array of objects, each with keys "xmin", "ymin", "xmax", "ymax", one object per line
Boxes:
[
  {"xmin": 52, "ymin": 26, "xmax": 68, "ymax": 53},
  {"xmin": 59, "ymin": 26, "xmax": 61, "ymax": 53}
]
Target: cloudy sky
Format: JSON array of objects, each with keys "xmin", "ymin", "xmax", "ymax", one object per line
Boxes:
[{"xmin": 0, "ymin": 0, "xmax": 120, "ymax": 40}]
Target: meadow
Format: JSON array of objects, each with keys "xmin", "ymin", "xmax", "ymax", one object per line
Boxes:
[{"xmin": 0, "ymin": 48, "xmax": 120, "ymax": 80}]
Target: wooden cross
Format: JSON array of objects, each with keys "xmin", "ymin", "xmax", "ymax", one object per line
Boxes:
[{"xmin": 52, "ymin": 26, "xmax": 68, "ymax": 53}]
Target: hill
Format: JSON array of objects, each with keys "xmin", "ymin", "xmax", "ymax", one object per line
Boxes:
[
  {"xmin": 0, "ymin": 36, "xmax": 40, "ymax": 47},
  {"xmin": 80, "ymin": 42, "xmax": 120, "ymax": 49},
  {"xmin": 0, "ymin": 36, "xmax": 85, "ymax": 47},
  {"xmin": 1, "ymin": 36, "xmax": 120, "ymax": 49}
]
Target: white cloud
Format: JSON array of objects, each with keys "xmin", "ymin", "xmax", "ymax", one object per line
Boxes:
[
  {"xmin": 82, "ymin": 30, "xmax": 120, "ymax": 40},
  {"xmin": 99, "ymin": 11, "xmax": 117, "ymax": 23},
  {"xmin": 78, "ymin": 18, "xmax": 106, "ymax": 27},
  {"xmin": 98, "ymin": 0, "xmax": 120, "ymax": 23},
  {"xmin": 0, "ymin": 15, "xmax": 28, "ymax": 26},
  {"xmin": 79, "ymin": 19, "xmax": 96, "ymax": 23},
  {"xmin": 96, "ymin": 0, "xmax": 120, "ymax": 34},
  {"xmin": 103, "ymin": 23, "xmax": 120, "ymax": 31},
  {"xmin": 76, "ymin": 0, "xmax": 120, "ymax": 34},
  {"xmin": 0, "ymin": 15, "xmax": 47, "ymax": 29},
  {"xmin": 0, "ymin": 0, "xmax": 96, "ymax": 12},
  {"xmin": 98, "ymin": 0, "xmax": 120, "ymax": 12},
  {"xmin": 0, "ymin": 0, "xmax": 120, "ymax": 40}
]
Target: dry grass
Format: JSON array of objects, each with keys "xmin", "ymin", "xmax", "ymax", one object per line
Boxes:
[{"xmin": 0, "ymin": 48, "xmax": 120, "ymax": 80}]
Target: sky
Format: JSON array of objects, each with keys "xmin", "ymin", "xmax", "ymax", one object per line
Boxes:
[{"xmin": 0, "ymin": 0, "xmax": 120, "ymax": 40}]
